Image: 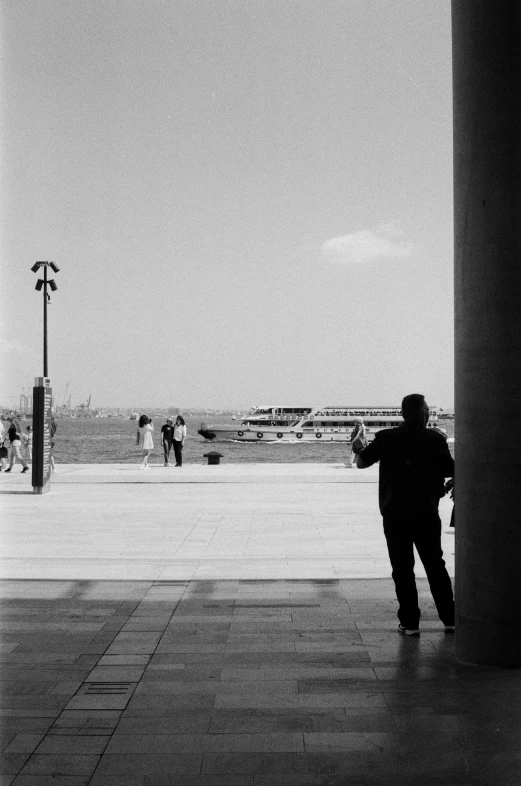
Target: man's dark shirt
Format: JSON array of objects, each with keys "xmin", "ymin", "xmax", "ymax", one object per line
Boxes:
[
  {"xmin": 358, "ymin": 424, "xmax": 454, "ymax": 515},
  {"xmin": 161, "ymin": 424, "xmax": 175, "ymax": 443},
  {"xmin": 8, "ymin": 424, "xmax": 21, "ymax": 443}
]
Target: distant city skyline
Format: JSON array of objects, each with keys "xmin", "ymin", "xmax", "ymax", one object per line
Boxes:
[{"xmin": 2, "ymin": 1, "xmax": 454, "ymax": 409}]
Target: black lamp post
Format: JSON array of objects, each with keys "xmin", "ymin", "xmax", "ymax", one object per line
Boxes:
[{"xmin": 31, "ymin": 261, "xmax": 59, "ymax": 377}]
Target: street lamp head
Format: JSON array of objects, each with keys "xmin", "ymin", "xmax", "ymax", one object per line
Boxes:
[
  {"xmin": 49, "ymin": 262, "xmax": 60, "ymax": 273},
  {"xmin": 35, "ymin": 279, "xmax": 44, "ymax": 291},
  {"xmin": 31, "ymin": 262, "xmax": 41, "ymax": 273},
  {"xmin": 49, "ymin": 279, "xmax": 58, "ymax": 292}
]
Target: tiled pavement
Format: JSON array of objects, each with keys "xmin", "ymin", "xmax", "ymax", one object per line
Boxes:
[
  {"xmin": 0, "ymin": 464, "xmax": 519, "ymax": 784},
  {"xmin": 1, "ymin": 578, "xmax": 520, "ymax": 786},
  {"xmin": 0, "ymin": 462, "xmax": 454, "ymax": 581}
]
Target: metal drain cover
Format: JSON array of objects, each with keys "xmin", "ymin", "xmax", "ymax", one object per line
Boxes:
[
  {"xmin": 65, "ymin": 681, "xmax": 137, "ymax": 710},
  {"xmin": 84, "ymin": 682, "xmax": 134, "ymax": 695}
]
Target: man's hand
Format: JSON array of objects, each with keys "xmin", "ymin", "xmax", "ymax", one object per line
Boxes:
[{"xmin": 445, "ymin": 478, "xmax": 454, "ymax": 499}]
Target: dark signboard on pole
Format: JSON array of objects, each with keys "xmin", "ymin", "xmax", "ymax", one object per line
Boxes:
[{"xmin": 32, "ymin": 377, "xmax": 52, "ymax": 494}]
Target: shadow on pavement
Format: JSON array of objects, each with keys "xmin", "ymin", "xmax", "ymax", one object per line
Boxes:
[{"xmin": 0, "ymin": 578, "xmax": 519, "ymax": 785}]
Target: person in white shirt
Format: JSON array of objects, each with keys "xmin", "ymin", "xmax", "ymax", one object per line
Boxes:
[
  {"xmin": 22, "ymin": 426, "xmax": 32, "ymax": 462},
  {"xmin": 172, "ymin": 415, "xmax": 187, "ymax": 467}
]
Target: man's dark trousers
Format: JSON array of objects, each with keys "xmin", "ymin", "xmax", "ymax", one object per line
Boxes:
[{"xmin": 383, "ymin": 510, "xmax": 454, "ymax": 629}]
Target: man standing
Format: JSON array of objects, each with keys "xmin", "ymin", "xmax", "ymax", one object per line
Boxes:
[
  {"xmin": 161, "ymin": 417, "xmax": 175, "ymax": 466},
  {"xmin": 357, "ymin": 394, "xmax": 454, "ymax": 636}
]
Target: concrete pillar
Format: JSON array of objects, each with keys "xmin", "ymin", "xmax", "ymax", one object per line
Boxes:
[{"xmin": 452, "ymin": 1, "xmax": 521, "ymax": 666}]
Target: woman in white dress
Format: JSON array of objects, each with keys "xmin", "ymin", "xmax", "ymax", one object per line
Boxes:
[{"xmin": 138, "ymin": 414, "xmax": 154, "ymax": 469}]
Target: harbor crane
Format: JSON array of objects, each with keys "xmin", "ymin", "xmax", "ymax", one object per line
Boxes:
[
  {"xmin": 77, "ymin": 394, "xmax": 92, "ymax": 416},
  {"xmin": 62, "ymin": 382, "xmax": 71, "ymax": 409}
]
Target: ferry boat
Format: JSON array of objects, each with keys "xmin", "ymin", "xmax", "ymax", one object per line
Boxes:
[{"xmin": 198, "ymin": 405, "xmax": 444, "ymax": 443}]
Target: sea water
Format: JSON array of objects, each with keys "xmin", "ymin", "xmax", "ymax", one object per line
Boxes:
[{"xmin": 23, "ymin": 415, "xmax": 455, "ymax": 465}]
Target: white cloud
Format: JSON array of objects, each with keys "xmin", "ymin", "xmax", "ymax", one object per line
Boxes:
[{"xmin": 321, "ymin": 222, "xmax": 414, "ymax": 265}]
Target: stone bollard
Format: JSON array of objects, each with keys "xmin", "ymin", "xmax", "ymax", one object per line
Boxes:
[{"xmin": 204, "ymin": 451, "xmax": 223, "ymax": 465}]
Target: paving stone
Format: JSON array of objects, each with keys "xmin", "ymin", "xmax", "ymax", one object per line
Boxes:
[
  {"xmin": 200, "ymin": 752, "xmax": 307, "ymax": 774},
  {"xmin": 214, "ymin": 693, "xmax": 387, "ymax": 709},
  {"xmin": 49, "ymin": 680, "xmax": 85, "ymax": 695},
  {"xmin": 120, "ymin": 621, "xmax": 172, "ymax": 632},
  {"xmin": 113, "ymin": 713, "xmax": 211, "ymax": 734},
  {"xmin": 303, "ymin": 731, "xmax": 391, "ymax": 752},
  {"xmin": 1, "ymin": 682, "xmax": 60, "ymax": 697},
  {"xmin": 1, "ymin": 696, "xmax": 70, "ymax": 710},
  {"xmin": 1, "ymin": 725, "xmax": 54, "ymax": 748},
  {"xmin": 97, "ymin": 655, "xmax": 151, "ymax": 666},
  {"xmin": 52, "ymin": 711, "xmax": 121, "ymax": 727},
  {"xmin": 206, "ymin": 733, "xmax": 304, "ymax": 753},
  {"xmin": 105, "ymin": 734, "xmax": 206, "ymax": 754},
  {"xmin": 85, "ymin": 667, "xmax": 146, "ymax": 682},
  {"xmin": 253, "ymin": 777, "xmax": 384, "ymax": 785},
  {"xmin": 141, "ymin": 666, "xmax": 220, "ymax": 681},
  {"xmin": 144, "ymin": 778, "xmax": 252, "ymax": 786},
  {"xmin": 298, "ymin": 674, "xmax": 379, "ymax": 692},
  {"xmin": 135, "ymin": 679, "xmax": 299, "ymax": 696},
  {"xmin": 105, "ymin": 633, "xmax": 162, "ymax": 655},
  {"xmin": 10, "ymin": 777, "xmax": 92, "ymax": 786},
  {"xmin": 17, "ymin": 753, "xmax": 100, "ymax": 776},
  {"xmin": 0, "ymin": 732, "xmax": 16, "ymax": 751},
  {"xmin": 208, "ymin": 710, "xmax": 396, "ymax": 734},
  {"xmin": 93, "ymin": 753, "xmax": 202, "ymax": 776},
  {"xmin": 221, "ymin": 666, "xmax": 374, "ymax": 681},
  {"xmin": 64, "ymin": 694, "xmax": 134, "ymax": 711},
  {"xmin": 35, "ymin": 735, "xmax": 110, "ymax": 754},
  {"xmin": 89, "ymin": 775, "xmax": 145, "ymax": 786},
  {"xmin": 2, "ymin": 735, "xmax": 45, "ymax": 754},
  {"xmin": 126, "ymin": 695, "xmax": 215, "ymax": 710},
  {"xmin": 0, "ymin": 752, "xmax": 31, "ymax": 780}
]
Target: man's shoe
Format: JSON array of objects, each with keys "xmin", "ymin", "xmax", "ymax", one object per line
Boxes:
[
  {"xmin": 444, "ymin": 625, "xmax": 455, "ymax": 633},
  {"xmin": 398, "ymin": 624, "xmax": 420, "ymax": 636},
  {"xmin": 4, "ymin": 468, "xmax": 11, "ymax": 473},
  {"xmin": 21, "ymin": 467, "xmax": 29, "ymax": 473}
]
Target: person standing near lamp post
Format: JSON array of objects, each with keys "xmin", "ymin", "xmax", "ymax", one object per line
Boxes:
[
  {"xmin": 5, "ymin": 417, "xmax": 29, "ymax": 473},
  {"xmin": 0, "ymin": 419, "xmax": 9, "ymax": 471},
  {"xmin": 22, "ymin": 426, "xmax": 32, "ymax": 463}
]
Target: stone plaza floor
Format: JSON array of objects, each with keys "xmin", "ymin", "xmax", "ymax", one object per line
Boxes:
[{"xmin": 0, "ymin": 464, "xmax": 520, "ymax": 785}]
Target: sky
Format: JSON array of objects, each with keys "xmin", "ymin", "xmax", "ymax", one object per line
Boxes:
[{"xmin": 1, "ymin": 0, "xmax": 454, "ymax": 410}]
